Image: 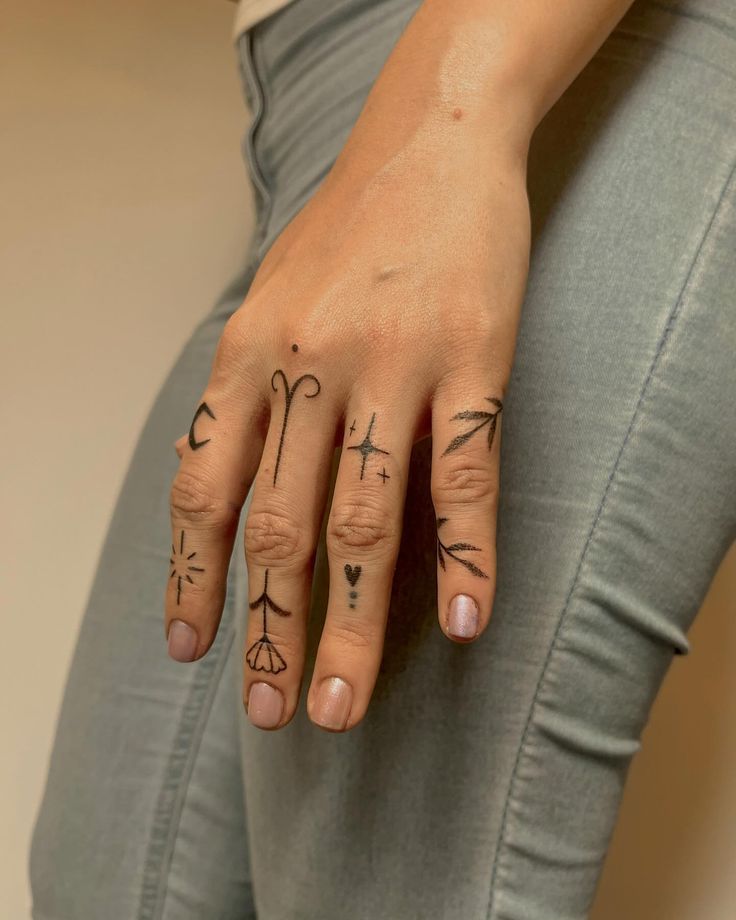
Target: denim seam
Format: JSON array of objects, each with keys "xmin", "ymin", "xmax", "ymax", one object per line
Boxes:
[
  {"xmin": 238, "ymin": 29, "xmax": 275, "ymax": 258},
  {"xmin": 485, "ymin": 155, "xmax": 736, "ymax": 920},
  {"xmin": 137, "ymin": 621, "xmax": 236, "ymax": 920}
]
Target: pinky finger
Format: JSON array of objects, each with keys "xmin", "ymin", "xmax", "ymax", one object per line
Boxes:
[{"xmin": 430, "ymin": 382, "xmax": 504, "ymax": 642}]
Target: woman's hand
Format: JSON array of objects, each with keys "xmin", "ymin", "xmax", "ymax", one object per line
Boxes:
[
  {"xmin": 166, "ymin": 134, "xmax": 530, "ymax": 729},
  {"xmin": 164, "ymin": 0, "xmax": 631, "ymax": 730}
]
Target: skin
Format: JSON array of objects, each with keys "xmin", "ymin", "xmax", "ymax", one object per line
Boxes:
[{"xmin": 166, "ymin": 0, "xmax": 634, "ymax": 730}]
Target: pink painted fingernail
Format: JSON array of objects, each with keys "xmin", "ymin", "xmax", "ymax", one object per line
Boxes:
[
  {"xmin": 247, "ymin": 682, "xmax": 284, "ymax": 730},
  {"xmin": 447, "ymin": 595, "xmax": 479, "ymax": 639},
  {"xmin": 167, "ymin": 619, "xmax": 198, "ymax": 662},
  {"xmin": 312, "ymin": 677, "xmax": 352, "ymax": 731}
]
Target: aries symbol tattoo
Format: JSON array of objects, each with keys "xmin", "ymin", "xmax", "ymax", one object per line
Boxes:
[
  {"xmin": 443, "ymin": 397, "xmax": 503, "ymax": 456},
  {"xmin": 188, "ymin": 402, "xmax": 216, "ymax": 450},
  {"xmin": 271, "ymin": 370, "xmax": 321, "ymax": 486},
  {"xmin": 245, "ymin": 569, "xmax": 291, "ymax": 674},
  {"xmin": 169, "ymin": 529, "xmax": 205, "ymax": 604},
  {"xmin": 436, "ymin": 517, "xmax": 488, "ymax": 579}
]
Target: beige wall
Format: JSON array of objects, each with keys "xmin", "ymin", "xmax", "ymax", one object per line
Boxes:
[
  {"xmin": 1, "ymin": 1, "xmax": 253, "ymax": 916},
  {"xmin": 1, "ymin": 2, "xmax": 734, "ymax": 918}
]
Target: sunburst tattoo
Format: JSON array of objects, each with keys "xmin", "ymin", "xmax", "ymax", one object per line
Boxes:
[
  {"xmin": 245, "ymin": 569, "xmax": 291, "ymax": 674},
  {"xmin": 169, "ymin": 529, "xmax": 205, "ymax": 604}
]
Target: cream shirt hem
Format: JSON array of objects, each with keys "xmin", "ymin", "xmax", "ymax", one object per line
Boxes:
[{"xmin": 233, "ymin": 0, "xmax": 297, "ymax": 41}]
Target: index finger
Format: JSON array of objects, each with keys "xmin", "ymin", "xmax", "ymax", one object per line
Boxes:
[{"xmin": 165, "ymin": 318, "xmax": 267, "ymax": 661}]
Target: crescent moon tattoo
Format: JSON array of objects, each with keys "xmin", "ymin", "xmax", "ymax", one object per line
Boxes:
[{"xmin": 188, "ymin": 402, "xmax": 216, "ymax": 450}]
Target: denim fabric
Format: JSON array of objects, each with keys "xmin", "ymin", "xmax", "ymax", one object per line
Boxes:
[{"xmin": 30, "ymin": 0, "xmax": 736, "ymax": 918}]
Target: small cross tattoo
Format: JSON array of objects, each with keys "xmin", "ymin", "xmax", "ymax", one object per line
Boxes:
[
  {"xmin": 377, "ymin": 467, "xmax": 390, "ymax": 484},
  {"xmin": 348, "ymin": 419, "xmax": 356, "ymax": 436}
]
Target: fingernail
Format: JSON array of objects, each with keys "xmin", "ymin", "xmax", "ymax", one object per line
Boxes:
[
  {"xmin": 312, "ymin": 677, "xmax": 352, "ymax": 731},
  {"xmin": 167, "ymin": 619, "xmax": 198, "ymax": 662},
  {"xmin": 247, "ymin": 682, "xmax": 284, "ymax": 730},
  {"xmin": 447, "ymin": 594, "xmax": 479, "ymax": 639}
]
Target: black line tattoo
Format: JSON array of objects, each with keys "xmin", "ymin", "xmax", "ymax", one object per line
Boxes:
[
  {"xmin": 245, "ymin": 569, "xmax": 291, "ymax": 674},
  {"xmin": 188, "ymin": 402, "xmax": 216, "ymax": 450},
  {"xmin": 436, "ymin": 517, "xmax": 488, "ymax": 579},
  {"xmin": 344, "ymin": 564, "xmax": 362, "ymax": 609},
  {"xmin": 271, "ymin": 369, "xmax": 321, "ymax": 486},
  {"xmin": 347, "ymin": 413, "xmax": 389, "ymax": 480},
  {"xmin": 348, "ymin": 419, "xmax": 356, "ymax": 436},
  {"xmin": 442, "ymin": 397, "xmax": 503, "ymax": 456},
  {"xmin": 169, "ymin": 529, "xmax": 205, "ymax": 604}
]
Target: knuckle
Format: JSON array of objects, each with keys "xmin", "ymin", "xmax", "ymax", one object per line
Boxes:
[
  {"xmin": 244, "ymin": 508, "xmax": 307, "ymax": 565},
  {"xmin": 211, "ymin": 313, "xmax": 261, "ymax": 388},
  {"xmin": 170, "ymin": 470, "xmax": 235, "ymax": 526},
  {"xmin": 326, "ymin": 501, "xmax": 395, "ymax": 556},
  {"xmin": 325, "ymin": 615, "xmax": 377, "ymax": 652},
  {"xmin": 215, "ymin": 316, "xmax": 246, "ymax": 370},
  {"xmin": 432, "ymin": 460, "xmax": 498, "ymax": 506}
]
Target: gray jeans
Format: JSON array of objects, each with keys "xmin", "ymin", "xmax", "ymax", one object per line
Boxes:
[{"xmin": 30, "ymin": 0, "xmax": 736, "ymax": 918}]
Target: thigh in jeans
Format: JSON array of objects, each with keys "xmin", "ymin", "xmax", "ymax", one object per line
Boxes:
[
  {"xmin": 29, "ymin": 266, "xmax": 261, "ymax": 920},
  {"xmin": 232, "ymin": 1, "xmax": 736, "ymax": 919}
]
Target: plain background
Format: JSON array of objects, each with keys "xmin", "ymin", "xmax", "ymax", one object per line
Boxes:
[{"xmin": 2, "ymin": 2, "xmax": 735, "ymax": 918}]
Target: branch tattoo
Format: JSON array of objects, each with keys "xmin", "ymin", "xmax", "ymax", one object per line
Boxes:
[
  {"xmin": 344, "ymin": 564, "xmax": 362, "ymax": 609},
  {"xmin": 436, "ymin": 517, "xmax": 488, "ymax": 579},
  {"xmin": 442, "ymin": 397, "xmax": 503, "ymax": 456},
  {"xmin": 246, "ymin": 569, "xmax": 291, "ymax": 674},
  {"xmin": 347, "ymin": 412, "xmax": 389, "ymax": 480},
  {"xmin": 188, "ymin": 402, "xmax": 216, "ymax": 450},
  {"xmin": 271, "ymin": 370, "xmax": 321, "ymax": 486},
  {"xmin": 169, "ymin": 529, "xmax": 205, "ymax": 604}
]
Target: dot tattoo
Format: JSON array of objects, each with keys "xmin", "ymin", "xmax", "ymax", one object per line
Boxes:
[
  {"xmin": 245, "ymin": 569, "xmax": 291, "ymax": 674},
  {"xmin": 344, "ymin": 564, "xmax": 362, "ymax": 609},
  {"xmin": 347, "ymin": 413, "xmax": 389, "ymax": 480},
  {"xmin": 442, "ymin": 397, "xmax": 503, "ymax": 456},
  {"xmin": 188, "ymin": 401, "xmax": 216, "ymax": 450},
  {"xmin": 169, "ymin": 529, "xmax": 205, "ymax": 604},
  {"xmin": 436, "ymin": 517, "xmax": 488, "ymax": 579},
  {"xmin": 270, "ymin": 369, "xmax": 321, "ymax": 486}
]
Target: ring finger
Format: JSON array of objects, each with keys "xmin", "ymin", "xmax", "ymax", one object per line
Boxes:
[{"xmin": 308, "ymin": 397, "xmax": 417, "ymax": 732}]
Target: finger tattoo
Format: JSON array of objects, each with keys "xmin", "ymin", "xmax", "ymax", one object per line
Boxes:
[
  {"xmin": 436, "ymin": 517, "xmax": 488, "ymax": 579},
  {"xmin": 188, "ymin": 402, "xmax": 216, "ymax": 450},
  {"xmin": 271, "ymin": 369, "xmax": 321, "ymax": 486},
  {"xmin": 344, "ymin": 563, "xmax": 362, "ymax": 609},
  {"xmin": 347, "ymin": 412, "xmax": 389, "ymax": 480},
  {"xmin": 245, "ymin": 569, "xmax": 291, "ymax": 673},
  {"xmin": 169, "ymin": 529, "xmax": 206, "ymax": 604},
  {"xmin": 442, "ymin": 397, "xmax": 503, "ymax": 456}
]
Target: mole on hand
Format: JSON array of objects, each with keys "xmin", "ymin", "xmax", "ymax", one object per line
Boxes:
[{"xmin": 452, "ymin": 107, "xmax": 463, "ymax": 120}]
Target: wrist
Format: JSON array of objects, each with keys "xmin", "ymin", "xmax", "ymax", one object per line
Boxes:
[{"xmin": 326, "ymin": 3, "xmax": 536, "ymax": 194}]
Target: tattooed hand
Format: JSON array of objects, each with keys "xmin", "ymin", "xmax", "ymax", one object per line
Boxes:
[{"xmin": 165, "ymin": 6, "xmax": 533, "ymax": 731}]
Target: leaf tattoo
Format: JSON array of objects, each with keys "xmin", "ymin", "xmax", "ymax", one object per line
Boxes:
[
  {"xmin": 436, "ymin": 517, "xmax": 488, "ymax": 579},
  {"xmin": 442, "ymin": 397, "xmax": 503, "ymax": 456}
]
